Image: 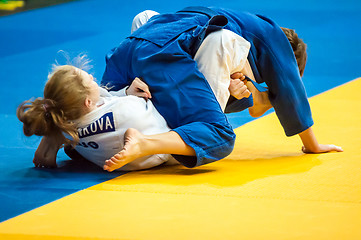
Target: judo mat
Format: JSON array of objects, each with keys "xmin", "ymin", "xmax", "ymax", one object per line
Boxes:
[{"xmin": 0, "ymin": 0, "xmax": 360, "ymax": 239}]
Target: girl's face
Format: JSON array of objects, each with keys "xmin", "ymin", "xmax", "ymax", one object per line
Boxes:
[{"xmin": 76, "ymin": 67, "xmax": 100, "ymax": 111}]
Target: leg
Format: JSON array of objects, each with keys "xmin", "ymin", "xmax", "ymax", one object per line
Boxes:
[
  {"xmin": 103, "ymin": 128, "xmax": 195, "ymax": 172},
  {"xmin": 231, "ymin": 72, "xmax": 272, "ymax": 117},
  {"xmin": 245, "ymin": 81, "xmax": 272, "ymax": 117}
]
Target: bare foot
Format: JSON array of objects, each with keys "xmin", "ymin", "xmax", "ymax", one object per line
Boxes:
[
  {"xmin": 33, "ymin": 136, "xmax": 62, "ymax": 168},
  {"xmin": 245, "ymin": 81, "xmax": 272, "ymax": 118},
  {"xmin": 104, "ymin": 128, "xmax": 145, "ymax": 172}
]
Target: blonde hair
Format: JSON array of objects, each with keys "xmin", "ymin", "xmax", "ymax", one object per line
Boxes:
[{"xmin": 17, "ymin": 63, "xmax": 92, "ymax": 145}]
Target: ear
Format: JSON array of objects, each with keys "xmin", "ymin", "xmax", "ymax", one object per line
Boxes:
[{"xmin": 84, "ymin": 97, "xmax": 92, "ymax": 109}]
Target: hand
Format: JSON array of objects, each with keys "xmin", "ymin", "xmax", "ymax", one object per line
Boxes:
[
  {"xmin": 126, "ymin": 77, "xmax": 152, "ymax": 100},
  {"xmin": 33, "ymin": 135, "xmax": 63, "ymax": 168},
  {"xmin": 299, "ymin": 128, "xmax": 343, "ymax": 154},
  {"xmin": 229, "ymin": 73, "xmax": 251, "ymax": 99},
  {"xmin": 230, "ymin": 72, "xmax": 245, "ymax": 80},
  {"xmin": 302, "ymin": 144, "xmax": 343, "ymax": 154},
  {"xmin": 33, "ymin": 149, "xmax": 57, "ymax": 168}
]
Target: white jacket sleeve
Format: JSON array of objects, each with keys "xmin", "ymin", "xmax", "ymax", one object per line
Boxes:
[{"xmin": 194, "ymin": 29, "xmax": 251, "ymax": 111}]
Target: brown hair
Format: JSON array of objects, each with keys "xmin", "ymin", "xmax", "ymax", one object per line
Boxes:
[
  {"xmin": 17, "ymin": 65, "xmax": 92, "ymax": 145},
  {"xmin": 281, "ymin": 27, "xmax": 307, "ymax": 77}
]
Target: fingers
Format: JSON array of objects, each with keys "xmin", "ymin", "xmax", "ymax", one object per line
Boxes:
[
  {"xmin": 319, "ymin": 144, "xmax": 343, "ymax": 153},
  {"xmin": 32, "ymin": 157, "xmax": 57, "ymax": 168},
  {"xmin": 229, "ymin": 78, "xmax": 246, "ymax": 90},
  {"xmin": 330, "ymin": 145, "xmax": 343, "ymax": 152},
  {"xmin": 136, "ymin": 91, "xmax": 151, "ymax": 100},
  {"xmin": 302, "ymin": 144, "xmax": 343, "ymax": 154},
  {"xmin": 231, "ymin": 72, "xmax": 245, "ymax": 80},
  {"xmin": 229, "ymin": 79, "xmax": 250, "ymax": 98},
  {"xmin": 135, "ymin": 78, "xmax": 152, "ymax": 98},
  {"xmin": 229, "ymin": 78, "xmax": 251, "ymax": 99},
  {"xmin": 130, "ymin": 77, "xmax": 152, "ymax": 99}
]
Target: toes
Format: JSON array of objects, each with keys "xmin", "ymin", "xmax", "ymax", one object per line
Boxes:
[
  {"xmin": 103, "ymin": 147, "xmax": 133, "ymax": 172},
  {"xmin": 103, "ymin": 158, "xmax": 119, "ymax": 172},
  {"xmin": 112, "ymin": 150, "xmax": 126, "ymax": 160},
  {"xmin": 104, "ymin": 159, "xmax": 114, "ymax": 167},
  {"xmin": 103, "ymin": 161, "xmax": 113, "ymax": 171},
  {"xmin": 104, "ymin": 164, "xmax": 115, "ymax": 172}
]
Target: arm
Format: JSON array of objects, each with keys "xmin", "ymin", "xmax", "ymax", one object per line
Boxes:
[{"xmin": 299, "ymin": 127, "xmax": 343, "ymax": 153}]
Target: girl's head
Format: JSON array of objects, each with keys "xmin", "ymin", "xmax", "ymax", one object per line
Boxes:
[
  {"xmin": 17, "ymin": 64, "xmax": 100, "ymax": 145},
  {"xmin": 281, "ymin": 27, "xmax": 307, "ymax": 77}
]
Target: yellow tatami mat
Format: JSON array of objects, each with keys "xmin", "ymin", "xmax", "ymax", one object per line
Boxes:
[{"xmin": 1, "ymin": 79, "xmax": 360, "ymax": 240}]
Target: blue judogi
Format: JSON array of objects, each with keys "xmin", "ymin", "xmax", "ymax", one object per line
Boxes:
[
  {"xmin": 212, "ymin": 7, "xmax": 314, "ymax": 136},
  {"xmin": 101, "ymin": 7, "xmax": 313, "ymax": 168}
]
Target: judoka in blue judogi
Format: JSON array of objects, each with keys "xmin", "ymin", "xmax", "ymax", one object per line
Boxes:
[{"xmin": 101, "ymin": 7, "xmax": 342, "ymax": 170}]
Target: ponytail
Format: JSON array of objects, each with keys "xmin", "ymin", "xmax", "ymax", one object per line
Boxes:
[{"xmin": 17, "ymin": 97, "xmax": 79, "ymax": 145}]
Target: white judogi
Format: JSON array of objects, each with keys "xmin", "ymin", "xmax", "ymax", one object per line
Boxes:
[{"xmin": 74, "ymin": 87, "xmax": 176, "ymax": 171}]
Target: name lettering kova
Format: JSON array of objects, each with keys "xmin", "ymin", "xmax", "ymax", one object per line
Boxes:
[{"xmin": 78, "ymin": 112, "xmax": 115, "ymax": 138}]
